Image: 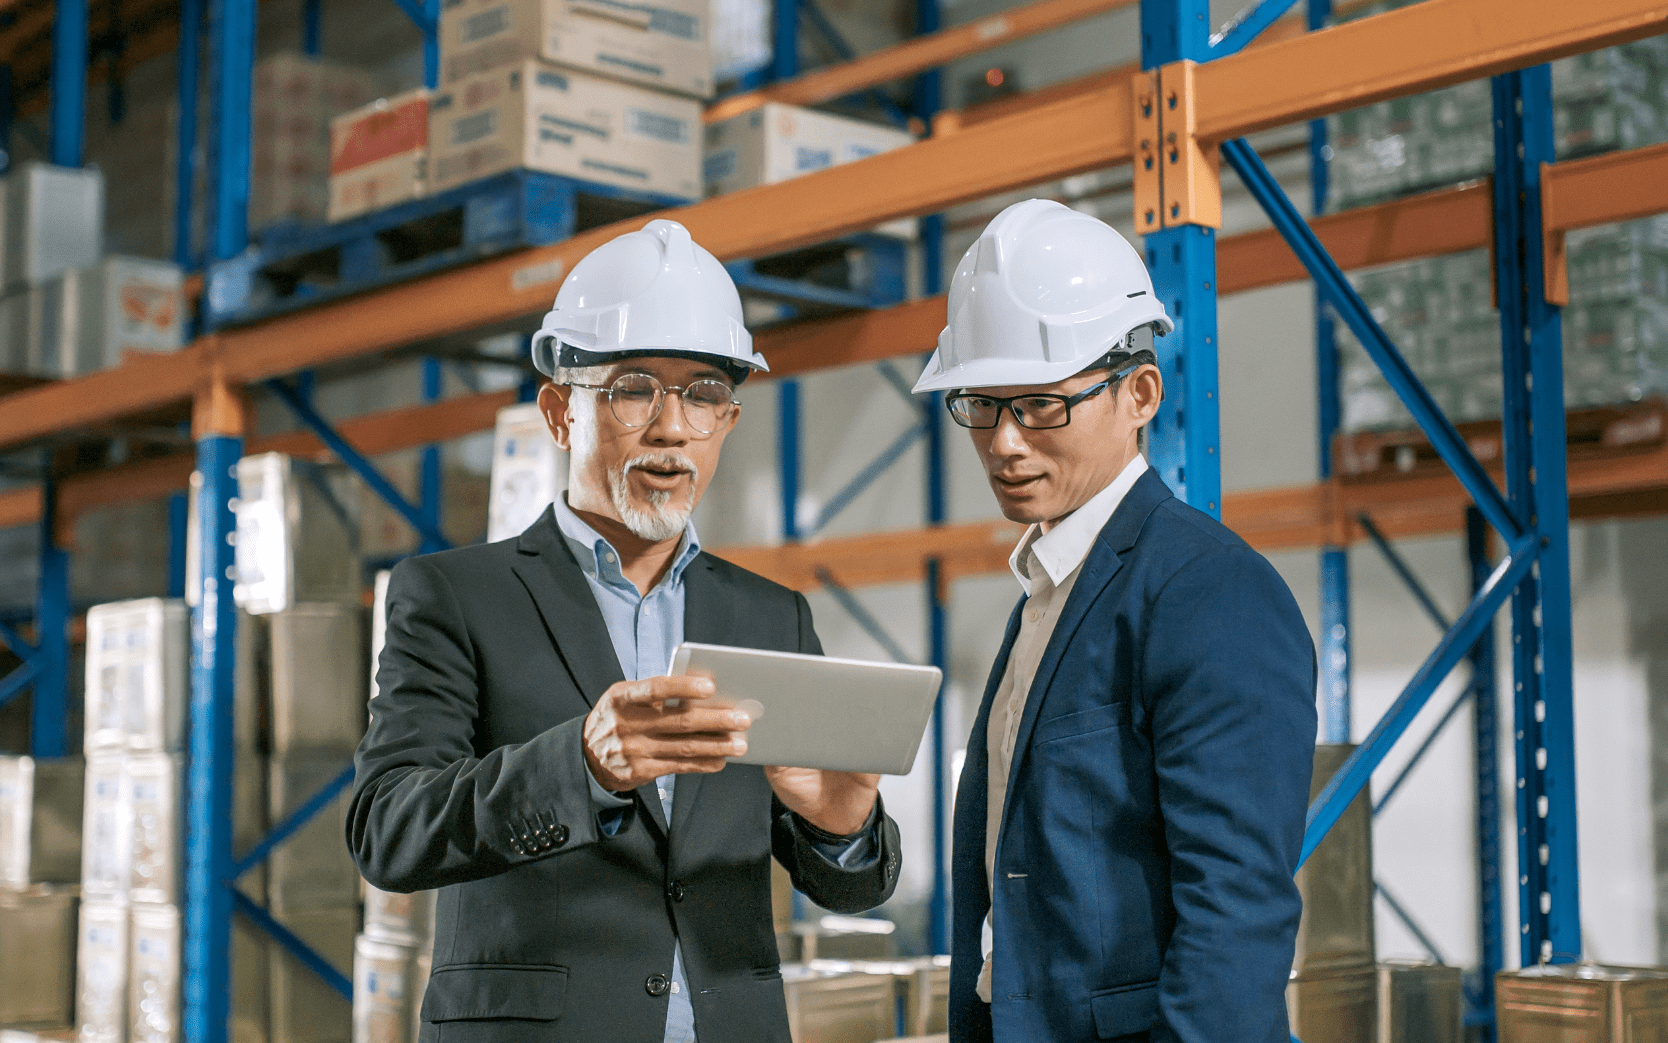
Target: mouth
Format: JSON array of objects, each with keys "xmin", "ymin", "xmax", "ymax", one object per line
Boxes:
[
  {"xmin": 992, "ymin": 472, "xmax": 1045, "ymax": 493},
  {"xmin": 624, "ymin": 455, "xmax": 697, "ymax": 490}
]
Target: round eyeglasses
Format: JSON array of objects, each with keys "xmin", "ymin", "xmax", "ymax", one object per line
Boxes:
[
  {"xmin": 564, "ymin": 373, "xmax": 737, "ymax": 435},
  {"xmin": 945, "ymin": 360, "xmax": 1141, "ymax": 430}
]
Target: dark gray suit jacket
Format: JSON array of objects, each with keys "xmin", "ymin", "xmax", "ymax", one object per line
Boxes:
[{"xmin": 348, "ymin": 508, "xmax": 902, "ymax": 1043}]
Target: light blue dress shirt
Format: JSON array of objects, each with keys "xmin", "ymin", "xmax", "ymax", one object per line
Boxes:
[{"xmin": 552, "ymin": 497, "xmax": 876, "ymax": 1043}]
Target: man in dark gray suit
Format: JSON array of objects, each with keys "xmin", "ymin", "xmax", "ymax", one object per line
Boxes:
[{"xmin": 349, "ymin": 219, "xmax": 901, "ymax": 1043}]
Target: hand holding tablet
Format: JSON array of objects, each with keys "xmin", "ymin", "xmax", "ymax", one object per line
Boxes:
[{"xmin": 668, "ymin": 642, "xmax": 943, "ymax": 775}]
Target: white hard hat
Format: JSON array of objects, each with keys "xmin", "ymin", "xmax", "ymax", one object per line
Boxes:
[
  {"xmin": 913, "ymin": 198, "xmax": 1173, "ymax": 393},
  {"xmin": 531, "ymin": 218, "xmax": 768, "ymax": 383}
]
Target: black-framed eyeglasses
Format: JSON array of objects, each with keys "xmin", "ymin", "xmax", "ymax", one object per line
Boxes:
[
  {"xmin": 565, "ymin": 372, "xmax": 737, "ymax": 435},
  {"xmin": 945, "ymin": 360, "xmax": 1143, "ymax": 430}
]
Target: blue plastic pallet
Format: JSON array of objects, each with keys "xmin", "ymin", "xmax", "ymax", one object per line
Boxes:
[
  {"xmin": 204, "ymin": 170, "xmax": 690, "ymax": 330},
  {"xmin": 727, "ymin": 231, "xmax": 908, "ymax": 324}
]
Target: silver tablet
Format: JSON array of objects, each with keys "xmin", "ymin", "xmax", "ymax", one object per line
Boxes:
[{"xmin": 668, "ymin": 642, "xmax": 942, "ymax": 775}]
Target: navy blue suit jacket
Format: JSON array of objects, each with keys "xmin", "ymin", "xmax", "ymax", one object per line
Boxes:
[{"xmin": 949, "ymin": 468, "xmax": 1317, "ymax": 1043}]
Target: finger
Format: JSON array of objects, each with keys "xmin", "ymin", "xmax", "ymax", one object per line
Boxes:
[
  {"xmin": 642, "ymin": 734, "xmax": 748, "ymax": 760},
  {"xmin": 645, "ymin": 707, "xmax": 754, "ymax": 735},
  {"xmin": 634, "ymin": 757, "xmax": 732, "ymax": 778},
  {"xmin": 648, "ymin": 674, "xmax": 717, "ymax": 701}
]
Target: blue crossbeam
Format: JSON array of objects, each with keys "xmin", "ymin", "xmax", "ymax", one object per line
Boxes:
[
  {"xmin": 383, "ymin": 0, "xmax": 436, "ymax": 34},
  {"xmin": 874, "ymin": 361, "xmax": 920, "ymax": 408},
  {"xmin": 1357, "ymin": 513, "xmax": 1451, "ymax": 632},
  {"xmin": 232, "ymin": 764, "xmax": 355, "ymax": 879},
  {"xmin": 266, "ymin": 379, "xmax": 453, "ymax": 552},
  {"xmin": 807, "ymin": 422, "xmax": 926, "ymax": 536},
  {"xmin": 0, "ymin": 619, "xmax": 37, "ymax": 662},
  {"xmin": 1375, "ymin": 880, "xmax": 1448, "ymax": 965},
  {"xmin": 0, "ymin": 659, "xmax": 41, "ymax": 711},
  {"xmin": 231, "ymin": 890, "xmax": 353, "ymax": 999},
  {"xmin": 1220, "ymin": 138, "xmax": 1521, "ymax": 545},
  {"xmin": 1302, "ymin": 533, "xmax": 1537, "ymax": 867},
  {"xmin": 1209, "ymin": 0, "xmax": 1301, "ymax": 58},
  {"xmin": 815, "ymin": 568, "xmax": 915, "ymax": 666}
]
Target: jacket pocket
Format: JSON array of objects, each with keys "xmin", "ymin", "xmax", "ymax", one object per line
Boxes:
[
  {"xmin": 1090, "ymin": 980, "xmax": 1159, "ymax": 1040},
  {"xmin": 421, "ymin": 964, "xmax": 569, "ymax": 1022},
  {"xmin": 1034, "ymin": 701, "xmax": 1131, "ymax": 745}
]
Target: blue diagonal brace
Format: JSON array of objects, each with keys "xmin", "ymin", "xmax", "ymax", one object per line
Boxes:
[
  {"xmin": 1220, "ymin": 138, "xmax": 1521, "ymax": 544},
  {"xmin": 266, "ymin": 379, "xmax": 452, "ymax": 552},
  {"xmin": 799, "ymin": 0, "xmax": 912, "ymax": 129},
  {"xmin": 383, "ymin": 0, "xmax": 435, "ymax": 34},
  {"xmin": 231, "ymin": 890, "xmax": 353, "ymax": 999},
  {"xmin": 0, "ymin": 619, "xmax": 38, "ymax": 663},
  {"xmin": 1209, "ymin": 0, "xmax": 1301, "ymax": 58},
  {"xmin": 1357, "ymin": 512, "xmax": 1451, "ymax": 631},
  {"xmin": 0, "ymin": 659, "xmax": 42, "ymax": 711},
  {"xmin": 1302, "ymin": 533, "xmax": 1537, "ymax": 867},
  {"xmin": 231, "ymin": 763, "xmax": 355, "ymax": 878},
  {"xmin": 1375, "ymin": 879, "xmax": 1448, "ymax": 965},
  {"xmin": 815, "ymin": 568, "xmax": 915, "ymax": 666},
  {"xmin": 1373, "ymin": 686, "xmax": 1470, "ymax": 817},
  {"xmin": 807, "ymin": 422, "xmax": 926, "ymax": 536},
  {"xmin": 875, "ymin": 361, "xmax": 920, "ymax": 408}
]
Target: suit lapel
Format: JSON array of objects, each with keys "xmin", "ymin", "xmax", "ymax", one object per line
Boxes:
[
  {"xmin": 510, "ymin": 507, "xmax": 669, "ymax": 835},
  {"xmin": 667, "ymin": 555, "xmax": 734, "ymax": 838},
  {"xmin": 998, "ymin": 469, "xmax": 1173, "ymax": 824}
]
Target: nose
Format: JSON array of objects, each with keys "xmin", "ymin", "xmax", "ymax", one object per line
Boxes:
[
  {"xmin": 990, "ymin": 407, "xmax": 1030, "ymax": 458},
  {"xmin": 645, "ymin": 388, "xmax": 692, "ymax": 445}
]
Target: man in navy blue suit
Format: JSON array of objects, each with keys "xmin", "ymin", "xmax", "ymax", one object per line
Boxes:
[{"xmin": 914, "ymin": 199, "xmax": 1318, "ymax": 1043}]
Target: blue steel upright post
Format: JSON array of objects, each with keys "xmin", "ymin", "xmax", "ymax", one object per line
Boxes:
[
  {"xmin": 772, "ymin": 0, "xmax": 802, "ymax": 547},
  {"xmin": 1467, "ymin": 506, "xmax": 1503, "ymax": 1038},
  {"xmin": 208, "ymin": 0, "xmax": 256, "ymax": 264},
  {"xmin": 420, "ymin": 359, "xmax": 446, "ymax": 553},
  {"xmin": 1307, "ymin": 0, "xmax": 1349, "ymax": 745},
  {"xmin": 175, "ymin": 0, "xmax": 204, "ymax": 269},
  {"xmin": 50, "ymin": 0, "xmax": 87, "ymax": 166},
  {"xmin": 185, "ymin": 385, "xmax": 245, "ymax": 1043},
  {"xmin": 1139, "ymin": 0, "xmax": 1222, "ymax": 518},
  {"xmin": 1490, "ymin": 66, "xmax": 1579, "ymax": 968}
]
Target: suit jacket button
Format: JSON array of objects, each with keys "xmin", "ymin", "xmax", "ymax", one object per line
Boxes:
[
  {"xmin": 554, "ymin": 824, "xmax": 570, "ymax": 846},
  {"xmin": 667, "ymin": 881, "xmax": 685, "ymax": 902},
  {"xmin": 646, "ymin": 973, "xmax": 671, "ymax": 996}
]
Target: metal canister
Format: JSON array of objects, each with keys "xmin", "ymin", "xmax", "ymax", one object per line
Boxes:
[
  {"xmin": 1295, "ymin": 745, "xmax": 1376, "ymax": 976},
  {"xmin": 0, "ymin": 884, "xmax": 78, "ymax": 1027},
  {"xmin": 353, "ymin": 934, "xmax": 423, "ymax": 1043},
  {"xmin": 129, "ymin": 902, "xmax": 181, "ymax": 1043},
  {"xmin": 1496, "ymin": 963, "xmax": 1668, "ymax": 1042},
  {"xmin": 1288, "ymin": 963, "xmax": 1378, "ymax": 1043},
  {"xmin": 1377, "ymin": 960, "xmax": 1462, "ymax": 1043},
  {"xmin": 79, "ymin": 753, "xmax": 130, "ymax": 901},
  {"xmin": 0, "ymin": 755, "xmax": 85, "ymax": 886},
  {"xmin": 269, "ymin": 907, "xmax": 355, "ymax": 1043},
  {"xmin": 362, "ymin": 882, "xmax": 437, "ymax": 948},
  {"xmin": 269, "ymin": 602, "xmax": 367, "ymax": 755},
  {"xmin": 76, "ymin": 898, "xmax": 130, "ymax": 1043},
  {"xmin": 783, "ymin": 964, "xmax": 898, "ymax": 1043}
]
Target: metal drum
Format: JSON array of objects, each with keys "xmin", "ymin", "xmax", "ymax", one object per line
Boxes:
[
  {"xmin": 1288, "ymin": 963, "xmax": 1378, "ymax": 1043},
  {"xmin": 1496, "ymin": 963, "xmax": 1668, "ymax": 1042}
]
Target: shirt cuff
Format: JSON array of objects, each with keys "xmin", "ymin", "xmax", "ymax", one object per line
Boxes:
[
  {"xmin": 584, "ymin": 759, "xmax": 633, "ymax": 837},
  {"xmin": 796, "ymin": 800, "xmax": 883, "ymax": 871}
]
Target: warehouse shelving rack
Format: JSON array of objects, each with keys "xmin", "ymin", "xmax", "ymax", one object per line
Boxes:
[{"xmin": 0, "ymin": 1, "xmax": 1667, "ymax": 1042}]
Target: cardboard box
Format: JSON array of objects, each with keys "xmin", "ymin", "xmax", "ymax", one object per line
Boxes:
[
  {"xmin": 428, "ymin": 61, "xmax": 701, "ymax": 199},
  {"xmin": 2, "ymin": 162, "xmax": 104, "ymax": 290},
  {"xmin": 486, "ymin": 402, "xmax": 567, "ymax": 542},
  {"xmin": 329, "ymin": 91, "xmax": 432, "ymax": 223},
  {"xmin": 250, "ymin": 53, "xmax": 381, "ymax": 228},
  {"xmin": 704, "ymin": 102, "xmax": 915, "ymax": 237},
  {"xmin": 440, "ymin": 0, "xmax": 712, "ymax": 98}
]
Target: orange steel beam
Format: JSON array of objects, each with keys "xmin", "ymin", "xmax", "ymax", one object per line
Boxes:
[
  {"xmin": 0, "ymin": 1, "xmax": 1660, "ymax": 453},
  {"xmin": 705, "ymin": 0, "xmax": 1137, "ymax": 123},
  {"xmin": 710, "ymin": 441, "xmax": 1668, "ymax": 590},
  {"xmin": 1194, "ymin": 0, "xmax": 1668, "ymax": 142},
  {"xmin": 1542, "ymin": 141, "xmax": 1668, "ymax": 233},
  {"xmin": 45, "ymin": 389, "xmax": 520, "ymax": 542}
]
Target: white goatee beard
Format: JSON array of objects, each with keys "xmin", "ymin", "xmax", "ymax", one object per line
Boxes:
[{"xmin": 610, "ymin": 452, "xmax": 699, "ymax": 542}]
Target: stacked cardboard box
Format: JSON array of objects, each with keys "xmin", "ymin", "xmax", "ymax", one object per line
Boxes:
[
  {"xmin": 251, "ymin": 54, "xmax": 382, "ymax": 230},
  {"xmin": 702, "ymin": 102, "xmax": 916, "ymax": 238},
  {"xmin": 0, "ymin": 756, "xmax": 82, "ymax": 1029},
  {"xmin": 1327, "ymin": 3, "xmax": 1668, "ymax": 212},
  {"xmin": 427, "ymin": 0, "xmax": 710, "ymax": 201},
  {"xmin": 328, "ymin": 91, "xmax": 434, "ymax": 223},
  {"xmin": 1338, "ymin": 215, "xmax": 1668, "ymax": 433}
]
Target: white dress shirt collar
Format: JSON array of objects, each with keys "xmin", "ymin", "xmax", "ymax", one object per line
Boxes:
[{"xmin": 1007, "ymin": 454, "xmax": 1149, "ymax": 596}]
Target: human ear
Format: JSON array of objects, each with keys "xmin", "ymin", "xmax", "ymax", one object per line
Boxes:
[
  {"xmin": 538, "ymin": 381, "xmax": 574, "ymax": 452},
  {"xmin": 1125, "ymin": 364, "xmax": 1164, "ymax": 427}
]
